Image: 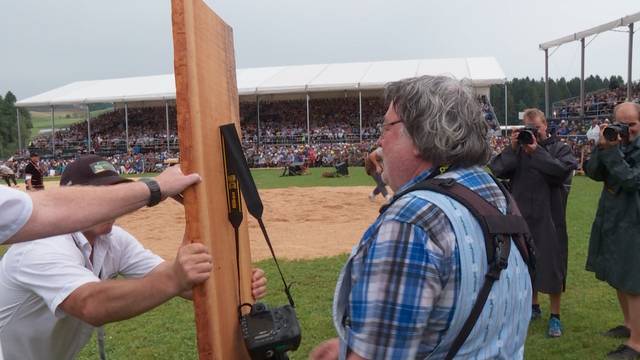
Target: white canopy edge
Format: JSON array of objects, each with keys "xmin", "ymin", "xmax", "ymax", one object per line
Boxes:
[
  {"xmin": 17, "ymin": 57, "xmax": 506, "ymax": 107},
  {"xmin": 539, "ymin": 11, "xmax": 640, "ymax": 50}
]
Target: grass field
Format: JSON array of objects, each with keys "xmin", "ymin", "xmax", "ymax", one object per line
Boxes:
[
  {"xmin": 0, "ymin": 169, "xmax": 624, "ymax": 359},
  {"xmin": 14, "ymin": 167, "xmax": 372, "ymax": 186}
]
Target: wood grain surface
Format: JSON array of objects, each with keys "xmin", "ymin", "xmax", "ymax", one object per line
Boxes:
[{"xmin": 171, "ymin": 0, "xmax": 252, "ymax": 358}]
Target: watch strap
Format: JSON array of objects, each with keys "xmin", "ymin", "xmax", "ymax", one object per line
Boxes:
[{"xmin": 139, "ymin": 178, "xmax": 162, "ymax": 207}]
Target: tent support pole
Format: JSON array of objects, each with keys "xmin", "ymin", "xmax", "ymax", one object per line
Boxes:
[
  {"xmin": 359, "ymin": 90, "xmax": 363, "ymax": 143},
  {"xmin": 87, "ymin": 106, "xmax": 91, "ymax": 152},
  {"xmin": 256, "ymin": 95, "xmax": 260, "ymax": 146},
  {"xmin": 16, "ymin": 108, "xmax": 22, "ymax": 153},
  {"xmin": 165, "ymin": 100, "xmax": 170, "ymax": 153},
  {"xmin": 504, "ymin": 83, "xmax": 508, "ymax": 127},
  {"xmin": 628, "ymin": 22, "xmax": 634, "ymax": 101},
  {"xmin": 580, "ymin": 38, "xmax": 585, "ymax": 120},
  {"xmin": 544, "ymin": 49, "xmax": 549, "ymax": 118},
  {"xmin": 125, "ymin": 103, "xmax": 129, "ymax": 153},
  {"xmin": 51, "ymin": 105, "xmax": 55, "ymax": 158},
  {"xmin": 306, "ymin": 93, "xmax": 310, "ymax": 144}
]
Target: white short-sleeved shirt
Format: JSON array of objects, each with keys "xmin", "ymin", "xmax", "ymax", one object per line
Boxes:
[
  {"xmin": 587, "ymin": 125, "xmax": 600, "ymax": 143},
  {"xmin": 0, "ymin": 225, "xmax": 163, "ymax": 360},
  {"xmin": 0, "ymin": 187, "xmax": 33, "ymax": 244}
]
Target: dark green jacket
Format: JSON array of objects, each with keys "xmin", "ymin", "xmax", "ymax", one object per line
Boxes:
[{"xmin": 585, "ymin": 136, "xmax": 640, "ymax": 293}]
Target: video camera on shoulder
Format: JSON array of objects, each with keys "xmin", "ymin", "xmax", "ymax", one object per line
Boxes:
[
  {"xmin": 603, "ymin": 123, "xmax": 629, "ymax": 142},
  {"xmin": 240, "ymin": 302, "xmax": 301, "ymax": 360},
  {"xmin": 517, "ymin": 125, "xmax": 539, "ymax": 145}
]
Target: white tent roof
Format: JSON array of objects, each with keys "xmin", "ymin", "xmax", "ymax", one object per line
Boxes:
[{"xmin": 17, "ymin": 57, "xmax": 506, "ymax": 107}]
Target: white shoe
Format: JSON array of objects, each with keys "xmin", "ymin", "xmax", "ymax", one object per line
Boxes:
[
  {"xmin": 385, "ymin": 194, "xmax": 392, "ymax": 201},
  {"xmin": 368, "ymin": 193, "xmax": 376, "ymax": 202}
]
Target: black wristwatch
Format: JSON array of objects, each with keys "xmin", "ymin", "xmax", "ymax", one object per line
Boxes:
[{"xmin": 139, "ymin": 178, "xmax": 162, "ymax": 207}]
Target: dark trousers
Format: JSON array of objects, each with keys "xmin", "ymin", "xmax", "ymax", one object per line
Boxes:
[
  {"xmin": 2, "ymin": 174, "xmax": 17, "ymax": 186},
  {"xmin": 371, "ymin": 172, "xmax": 388, "ymax": 197}
]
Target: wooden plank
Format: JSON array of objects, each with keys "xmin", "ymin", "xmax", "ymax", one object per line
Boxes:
[{"xmin": 171, "ymin": 0, "xmax": 253, "ymax": 358}]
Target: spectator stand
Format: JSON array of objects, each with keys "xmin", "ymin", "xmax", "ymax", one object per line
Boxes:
[
  {"xmin": 16, "ymin": 57, "xmax": 506, "ymax": 157},
  {"xmin": 540, "ymin": 12, "xmax": 640, "ymax": 117}
]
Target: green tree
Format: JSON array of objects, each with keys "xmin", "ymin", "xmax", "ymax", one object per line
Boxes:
[
  {"xmin": 0, "ymin": 91, "xmax": 32, "ymax": 159},
  {"xmin": 490, "ymin": 75, "xmax": 626, "ymax": 124}
]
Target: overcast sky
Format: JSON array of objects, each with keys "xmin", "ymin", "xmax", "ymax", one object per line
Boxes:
[{"xmin": 1, "ymin": 0, "xmax": 639, "ymax": 99}]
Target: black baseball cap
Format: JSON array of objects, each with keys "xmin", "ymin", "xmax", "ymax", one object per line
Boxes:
[{"xmin": 60, "ymin": 155, "xmax": 132, "ymax": 187}]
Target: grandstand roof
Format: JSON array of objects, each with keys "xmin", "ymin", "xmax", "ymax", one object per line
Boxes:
[
  {"xmin": 540, "ymin": 11, "xmax": 640, "ymax": 50},
  {"xmin": 16, "ymin": 57, "xmax": 506, "ymax": 107}
]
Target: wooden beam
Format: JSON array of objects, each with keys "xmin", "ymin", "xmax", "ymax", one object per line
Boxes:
[{"xmin": 171, "ymin": 0, "xmax": 253, "ymax": 358}]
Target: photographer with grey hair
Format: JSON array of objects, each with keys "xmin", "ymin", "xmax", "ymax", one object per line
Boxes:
[
  {"xmin": 585, "ymin": 102, "xmax": 640, "ymax": 359},
  {"xmin": 311, "ymin": 75, "xmax": 532, "ymax": 360},
  {"xmin": 489, "ymin": 108, "xmax": 577, "ymax": 338}
]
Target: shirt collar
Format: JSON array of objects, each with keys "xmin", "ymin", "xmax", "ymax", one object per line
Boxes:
[
  {"xmin": 71, "ymin": 232, "xmax": 92, "ymax": 254},
  {"xmin": 71, "ymin": 231, "xmax": 110, "ymax": 278},
  {"xmin": 395, "ymin": 167, "xmax": 437, "ymax": 194}
]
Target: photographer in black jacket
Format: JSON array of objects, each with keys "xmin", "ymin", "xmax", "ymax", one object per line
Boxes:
[{"xmin": 489, "ymin": 108, "xmax": 577, "ymax": 338}]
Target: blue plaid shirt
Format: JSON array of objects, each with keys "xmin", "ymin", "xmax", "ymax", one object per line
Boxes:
[{"xmin": 341, "ymin": 166, "xmax": 509, "ymax": 359}]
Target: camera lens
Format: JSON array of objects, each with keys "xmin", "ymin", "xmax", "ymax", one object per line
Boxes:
[
  {"xmin": 603, "ymin": 127, "xmax": 619, "ymax": 142},
  {"xmin": 517, "ymin": 130, "xmax": 534, "ymax": 145}
]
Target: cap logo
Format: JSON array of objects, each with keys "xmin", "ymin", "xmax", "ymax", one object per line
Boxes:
[{"xmin": 90, "ymin": 160, "xmax": 117, "ymax": 174}]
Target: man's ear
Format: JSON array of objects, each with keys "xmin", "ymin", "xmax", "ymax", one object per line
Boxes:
[{"xmin": 412, "ymin": 145, "xmax": 421, "ymax": 157}]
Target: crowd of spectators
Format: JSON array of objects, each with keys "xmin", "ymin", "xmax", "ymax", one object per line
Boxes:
[
  {"xmin": 239, "ymin": 97, "xmax": 383, "ymax": 144},
  {"xmin": 8, "ymin": 133, "xmax": 597, "ymax": 185},
  {"xmin": 27, "ymin": 95, "xmax": 503, "ymax": 156},
  {"xmin": 6, "ymin": 143, "xmax": 376, "ymax": 179},
  {"xmin": 28, "ymin": 107, "xmax": 179, "ymax": 156},
  {"xmin": 553, "ymin": 84, "xmax": 640, "ymax": 118},
  {"xmin": 243, "ymin": 142, "xmax": 373, "ymax": 168},
  {"xmin": 18, "ymin": 94, "xmax": 579, "ymax": 179},
  {"xmin": 6, "ymin": 151, "xmax": 179, "ymax": 179}
]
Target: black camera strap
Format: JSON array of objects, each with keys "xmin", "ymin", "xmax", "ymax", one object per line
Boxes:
[
  {"xmin": 221, "ymin": 131, "xmax": 244, "ymax": 304},
  {"xmin": 256, "ymin": 218, "xmax": 296, "ymax": 307},
  {"xmin": 220, "ymin": 124, "xmax": 296, "ymax": 309}
]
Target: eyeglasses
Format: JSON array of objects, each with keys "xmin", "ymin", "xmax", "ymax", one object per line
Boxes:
[{"xmin": 377, "ymin": 119, "xmax": 403, "ymax": 135}]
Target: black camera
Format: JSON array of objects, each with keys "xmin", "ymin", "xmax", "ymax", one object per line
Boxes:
[
  {"xmin": 240, "ymin": 302, "xmax": 301, "ymax": 359},
  {"xmin": 603, "ymin": 123, "xmax": 629, "ymax": 142},
  {"xmin": 517, "ymin": 125, "xmax": 538, "ymax": 145}
]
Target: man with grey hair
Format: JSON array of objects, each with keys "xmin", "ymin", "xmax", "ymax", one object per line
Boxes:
[
  {"xmin": 585, "ymin": 102, "xmax": 640, "ymax": 359},
  {"xmin": 311, "ymin": 75, "xmax": 532, "ymax": 359}
]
